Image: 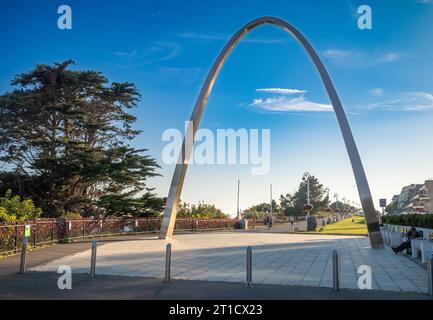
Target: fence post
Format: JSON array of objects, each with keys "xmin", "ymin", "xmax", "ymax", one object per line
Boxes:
[
  {"xmin": 51, "ymin": 222, "xmax": 55, "ymax": 242},
  {"xmin": 14, "ymin": 222, "xmax": 18, "ymax": 253},
  {"xmin": 428, "ymin": 255, "xmax": 433, "ymax": 296},
  {"xmin": 19, "ymin": 237, "xmax": 29, "ymax": 274},
  {"xmin": 67, "ymin": 221, "xmax": 71, "ymax": 242},
  {"xmin": 332, "ymin": 249, "xmax": 340, "ymax": 291},
  {"xmin": 82, "ymin": 220, "xmax": 85, "ymax": 238},
  {"xmin": 246, "ymin": 246, "xmax": 253, "ymax": 288},
  {"xmin": 165, "ymin": 243, "xmax": 172, "ymax": 282},
  {"xmin": 33, "ymin": 223, "xmax": 37, "ymax": 247},
  {"xmin": 90, "ymin": 240, "xmax": 97, "ymax": 278}
]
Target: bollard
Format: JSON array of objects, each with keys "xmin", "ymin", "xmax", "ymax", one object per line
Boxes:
[
  {"xmin": 428, "ymin": 255, "xmax": 433, "ymax": 296},
  {"xmin": 246, "ymin": 246, "xmax": 253, "ymax": 288},
  {"xmin": 332, "ymin": 249, "xmax": 340, "ymax": 291},
  {"xmin": 90, "ymin": 240, "xmax": 97, "ymax": 278},
  {"xmin": 19, "ymin": 237, "xmax": 29, "ymax": 274},
  {"xmin": 165, "ymin": 243, "xmax": 172, "ymax": 282}
]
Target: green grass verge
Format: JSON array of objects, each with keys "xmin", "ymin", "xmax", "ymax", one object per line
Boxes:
[{"xmin": 305, "ymin": 216, "xmax": 368, "ymax": 236}]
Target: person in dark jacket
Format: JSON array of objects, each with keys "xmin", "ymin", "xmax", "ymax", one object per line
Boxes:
[{"xmin": 392, "ymin": 227, "xmax": 421, "ymax": 254}]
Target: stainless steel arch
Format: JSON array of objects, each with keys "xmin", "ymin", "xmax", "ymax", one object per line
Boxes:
[{"xmin": 159, "ymin": 16, "xmax": 384, "ymax": 248}]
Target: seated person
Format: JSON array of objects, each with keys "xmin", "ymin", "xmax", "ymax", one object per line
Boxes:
[{"xmin": 392, "ymin": 226, "xmax": 421, "ymax": 254}]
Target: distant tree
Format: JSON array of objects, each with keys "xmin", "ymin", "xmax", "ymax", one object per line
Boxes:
[
  {"xmin": 177, "ymin": 200, "xmax": 229, "ymax": 219},
  {"xmin": 243, "ymin": 208, "xmax": 262, "ymax": 220},
  {"xmin": 385, "ymin": 201, "xmax": 398, "ymax": 215},
  {"xmin": 279, "ymin": 175, "xmax": 329, "ymax": 216},
  {"xmin": 0, "ymin": 189, "xmax": 42, "ymax": 223},
  {"xmin": 330, "ymin": 201, "xmax": 353, "ymax": 213},
  {"xmin": 0, "ymin": 60, "xmax": 161, "ymax": 217}
]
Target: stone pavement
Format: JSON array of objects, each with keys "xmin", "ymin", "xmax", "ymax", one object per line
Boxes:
[
  {"xmin": 1, "ymin": 272, "xmax": 430, "ymax": 300},
  {"xmin": 30, "ymin": 231, "xmax": 429, "ymax": 294}
]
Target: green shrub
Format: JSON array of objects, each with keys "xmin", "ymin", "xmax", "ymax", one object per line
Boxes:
[
  {"xmin": 382, "ymin": 214, "xmax": 433, "ymax": 229},
  {"xmin": 0, "ymin": 190, "xmax": 42, "ymax": 223},
  {"xmin": 63, "ymin": 211, "xmax": 82, "ymax": 220}
]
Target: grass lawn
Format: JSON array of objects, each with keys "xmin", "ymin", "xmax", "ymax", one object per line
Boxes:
[{"xmin": 306, "ymin": 216, "xmax": 368, "ymax": 236}]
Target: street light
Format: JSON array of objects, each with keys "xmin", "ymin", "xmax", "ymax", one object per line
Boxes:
[
  {"xmin": 324, "ymin": 187, "xmax": 332, "ymax": 213},
  {"xmin": 302, "ymin": 172, "xmax": 313, "ymax": 216},
  {"xmin": 302, "ymin": 172, "xmax": 310, "ymax": 204}
]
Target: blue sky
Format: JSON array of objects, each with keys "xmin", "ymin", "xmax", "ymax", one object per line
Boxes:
[{"xmin": 1, "ymin": 0, "xmax": 433, "ymax": 215}]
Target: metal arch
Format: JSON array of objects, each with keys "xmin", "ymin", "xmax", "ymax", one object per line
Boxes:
[{"xmin": 158, "ymin": 16, "xmax": 384, "ymax": 249}]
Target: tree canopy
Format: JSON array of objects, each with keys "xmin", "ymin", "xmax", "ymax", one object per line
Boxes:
[
  {"xmin": 279, "ymin": 175, "xmax": 329, "ymax": 216},
  {"xmin": 177, "ymin": 200, "xmax": 229, "ymax": 219},
  {"xmin": 0, "ymin": 61, "xmax": 163, "ymax": 217}
]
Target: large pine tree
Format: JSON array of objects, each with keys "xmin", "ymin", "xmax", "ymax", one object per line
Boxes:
[
  {"xmin": 0, "ymin": 60, "xmax": 163, "ymax": 217},
  {"xmin": 279, "ymin": 175, "xmax": 329, "ymax": 216}
]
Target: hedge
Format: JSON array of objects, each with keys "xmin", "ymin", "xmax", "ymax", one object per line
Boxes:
[{"xmin": 382, "ymin": 214, "xmax": 433, "ymax": 229}]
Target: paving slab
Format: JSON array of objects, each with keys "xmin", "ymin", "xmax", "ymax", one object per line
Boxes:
[{"xmin": 28, "ymin": 232, "xmax": 429, "ymax": 294}]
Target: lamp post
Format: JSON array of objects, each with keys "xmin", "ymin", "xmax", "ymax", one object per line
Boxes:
[
  {"xmin": 270, "ymin": 184, "xmax": 273, "ymax": 218},
  {"xmin": 302, "ymin": 172, "xmax": 310, "ymax": 206},
  {"xmin": 237, "ymin": 179, "xmax": 240, "ymax": 219},
  {"xmin": 334, "ymin": 193, "xmax": 339, "ymax": 210},
  {"xmin": 302, "ymin": 172, "xmax": 312, "ymax": 216},
  {"xmin": 342, "ymin": 197, "xmax": 346, "ymax": 216}
]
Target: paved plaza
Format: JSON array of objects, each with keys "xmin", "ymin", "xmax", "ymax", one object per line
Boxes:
[{"xmin": 30, "ymin": 230, "xmax": 429, "ymax": 294}]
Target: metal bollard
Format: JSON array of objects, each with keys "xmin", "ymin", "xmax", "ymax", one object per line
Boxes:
[
  {"xmin": 90, "ymin": 240, "xmax": 97, "ymax": 278},
  {"xmin": 19, "ymin": 237, "xmax": 29, "ymax": 274},
  {"xmin": 165, "ymin": 243, "xmax": 172, "ymax": 282},
  {"xmin": 246, "ymin": 246, "xmax": 253, "ymax": 288},
  {"xmin": 428, "ymin": 255, "xmax": 433, "ymax": 296},
  {"xmin": 332, "ymin": 249, "xmax": 340, "ymax": 291}
]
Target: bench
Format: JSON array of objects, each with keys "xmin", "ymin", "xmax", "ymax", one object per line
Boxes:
[{"xmin": 420, "ymin": 231, "xmax": 433, "ymax": 264}]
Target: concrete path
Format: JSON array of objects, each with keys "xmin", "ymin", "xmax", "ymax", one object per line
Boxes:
[
  {"xmin": 1, "ymin": 272, "xmax": 430, "ymax": 300},
  {"xmin": 0, "ymin": 234, "xmax": 155, "ymax": 277},
  {"xmin": 29, "ymin": 232, "xmax": 429, "ymax": 294}
]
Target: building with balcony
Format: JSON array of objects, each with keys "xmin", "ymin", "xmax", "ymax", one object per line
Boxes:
[{"xmin": 388, "ymin": 180, "xmax": 433, "ymax": 215}]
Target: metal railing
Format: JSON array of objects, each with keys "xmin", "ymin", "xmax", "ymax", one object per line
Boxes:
[{"xmin": 0, "ymin": 218, "xmax": 242, "ymax": 256}]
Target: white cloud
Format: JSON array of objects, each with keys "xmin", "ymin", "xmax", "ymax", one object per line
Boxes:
[
  {"xmin": 179, "ymin": 32, "xmax": 286, "ymax": 44},
  {"xmin": 380, "ymin": 53, "xmax": 404, "ymax": 63},
  {"xmin": 250, "ymin": 95, "xmax": 332, "ymax": 112},
  {"xmin": 368, "ymin": 88, "xmax": 384, "ymax": 97},
  {"xmin": 321, "ymin": 49, "xmax": 412, "ymax": 67},
  {"xmin": 112, "ymin": 42, "xmax": 180, "ymax": 66},
  {"xmin": 366, "ymin": 92, "xmax": 433, "ymax": 111},
  {"xmin": 113, "ymin": 50, "xmax": 138, "ymax": 58},
  {"xmin": 255, "ymin": 88, "xmax": 307, "ymax": 95},
  {"xmin": 321, "ymin": 49, "xmax": 352, "ymax": 58}
]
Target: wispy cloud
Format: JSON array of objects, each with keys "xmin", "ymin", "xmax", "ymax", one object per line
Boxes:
[
  {"xmin": 366, "ymin": 92, "xmax": 433, "ymax": 111},
  {"xmin": 322, "ymin": 49, "xmax": 353, "ymax": 59},
  {"xmin": 179, "ymin": 32, "xmax": 287, "ymax": 44},
  {"xmin": 251, "ymin": 96, "xmax": 332, "ymax": 112},
  {"xmin": 111, "ymin": 42, "xmax": 181, "ymax": 67},
  {"xmin": 250, "ymin": 88, "xmax": 332, "ymax": 112},
  {"xmin": 321, "ymin": 48, "xmax": 413, "ymax": 67},
  {"xmin": 113, "ymin": 50, "xmax": 138, "ymax": 58},
  {"xmin": 255, "ymin": 88, "xmax": 307, "ymax": 95},
  {"xmin": 368, "ymin": 88, "xmax": 384, "ymax": 97}
]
